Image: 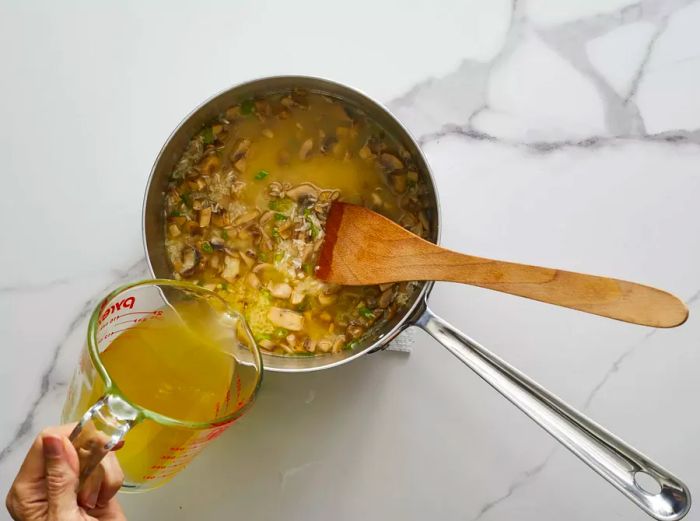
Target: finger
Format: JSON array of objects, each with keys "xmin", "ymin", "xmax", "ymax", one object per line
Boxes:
[
  {"xmin": 77, "ymin": 459, "xmax": 104, "ymax": 510},
  {"xmin": 88, "ymin": 498, "xmax": 128, "ymax": 521},
  {"xmin": 95, "ymin": 453, "xmax": 124, "ymax": 508},
  {"xmin": 43, "ymin": 434, "xmax": 80, "ymax": 520},
  {"xmin": 13, "ymin": 424, "xmax": 77, "ymax": 485}
]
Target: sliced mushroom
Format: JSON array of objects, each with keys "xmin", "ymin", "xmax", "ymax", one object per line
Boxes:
[
  {"xmin": 221, "ymin": 255, "xmax": 240, "ymax": 282},
  {"xmin": 378, "ymin": 287, "xmax": 394, "ymax": 308},
  {"xmin": 233, "ymin": 210, "xmax": 260, "ymax": 226},
  {"xmin": 258, "ymin": 339, "xmax": 276, "ymax": 351},
  {"xmin": 199, "ymin": 207, "xmax": 212, "ymax": 227},
  {"xmin": 286, "ymin": 183, "xmax": 319, "ymax": 202},
  {"xmin": 259, "ymin": 210, "xmax": 275, "ymax": 226},
  {"xmin": 168, "ymin": 224, "xmax": 181, "ymax": 237},
  {"xmin": 358, "ymin": 144, "xmax": 374, "ymax": 160},
  {"xmin": 198, "ymin": 155, "xmax": 221, "ymax": 176},
  {"xmin": 318, "ymin": 293, "xmax": 337, "ymax": 306},
  {"xmin": 233, "ymin": 157, "xmax": 246, "ymax": 173},
  {"xmin": 317, "ymin": 340, "xmax": 332, "ymax": 353},
  {"xmin": 269, "ymin": 282, "xmax": 292, "ymax": 300},
  {"xmin": 346, "ymin": 324, "xmax": 364, "ymax": 340},
  {"xmin": 229, "ymin": 138, "xmax": 250, "ymax": 163},
  {"xmin": 298, "ymin": 138, "xmax": 313, "ymax": 160},
  {"xmin": 379, "ymin": 153, "xmax": 403, "ymax": 172},
  {"xmin": 179, "ymin": 247, "xmax": 200, "ymax": 277},
  {"xmin": 304, "ymin": 337, "xmax": 317, "ymax": 353},
  {"xmin": 268, "ymin": 307, "xmax": 304, "ymax": 331},
  {"xmin": 418, "ymin": 211, "xmax": 430, "ymax": 233},
  {"xmin": 290, "ymin": 288, "xmax": 305, "ymax": 305},
  {"xmin": 210, "ymin": 237, "xmax": 226, "ymax": 251},
  {"xmin": 391, "ymin": 173, "xmax": 407, "ymax": 194},
  {"xmin": 331, "ymin": 335, "xmax": 346, "ymax": 353},
  {"xmin": 285, "ymin": 333, "xmax": 297, "ymax": 350},
  {"xmin": 253, "ymin": 263, "xmax": 274, "ymax": 274},
  {"xmin": 239, "ymin": 250, "xmax": 255, "ymax": 268},
  {"xmin": 247, "ymin": 272, "xmax": 261, "ymax": 288}
]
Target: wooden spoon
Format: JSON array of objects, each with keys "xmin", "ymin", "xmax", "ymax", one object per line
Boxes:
[{"xmin": 316, "ymin": 202, "xmax": 688, "ymax": 328}]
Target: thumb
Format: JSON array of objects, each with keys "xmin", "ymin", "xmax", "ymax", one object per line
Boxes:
[{"xmin": 43, "ymin": 435, "xmax": 79, "ymax": 519}]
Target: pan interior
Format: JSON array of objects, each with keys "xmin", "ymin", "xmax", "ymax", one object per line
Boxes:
[{"xmin": 143, "ymin": 76, "xmax": 440, "ymax": 372}]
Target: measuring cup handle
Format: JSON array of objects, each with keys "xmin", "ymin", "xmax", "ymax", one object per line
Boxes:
[
  {"xmin": 416, "ymin": 306, "xmax": 691, "ymax": 521},
  {"xmin": 69, "ymin": 394, "xmax": 140, "ymax": 485}
]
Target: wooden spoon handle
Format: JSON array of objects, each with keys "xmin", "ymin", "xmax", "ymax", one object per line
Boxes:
[{"xmin": 390, "ymin": 248, "xmax": 688, "ymax": 328}]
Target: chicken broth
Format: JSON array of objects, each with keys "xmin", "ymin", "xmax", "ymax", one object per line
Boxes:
[{"xmin": 164, "ymin": 90, "xmax": 431, "ymax": 356}]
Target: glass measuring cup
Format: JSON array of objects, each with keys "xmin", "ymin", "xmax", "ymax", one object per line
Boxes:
[{"xmin": 61, "ymin": 279, "xmax": 263, "ymax": 491}]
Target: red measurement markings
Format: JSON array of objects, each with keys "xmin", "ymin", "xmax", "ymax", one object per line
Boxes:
[
  {"xmin": 205, "ymin": 425, "xmax": 229, "ymax": 442},
  {"xmin": 97, "ymin": 327, "xmax": 135, "ymax": 344},
  {"xmin": 97, "ymin": 309, "xmax": 163, "ymax": 332}
]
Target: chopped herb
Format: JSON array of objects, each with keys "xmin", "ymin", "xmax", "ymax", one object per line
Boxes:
[
  {"xmin": 359, "ymin": 306, "xmax": 374, "ymax": 319},
  {"xmin": 302, "ymin": 263, "xmax": 314, "ymax": 275},
  {"xmin": 273, "ymin": 327, "xmax": 288, "ymax": 339},
  {"xmin": 292, "ymin": 351, "xmax": 315, "ymax": 357},
  {"xmin": 407, "ymin": 180, "xmax": 417, "ymax": 188},
  {"xmin": 256, "ymin": 333, "xmax": 272, "ymax": 341},
  {"xmin": 274, "ymin": 212, "xmax": 287, "ymax": 221},
  {"xmin": 295, "ymin": 298, "xmax": 309, "ymax": 312},
  {"xmin": 202, "ymin": 127, "xmax": 214, "ymax": 145},
  {"xmin": 222, "ymin": 230, "xmax": 229, "ymax": 240},
  {"xmin": 201, "ymin": 242, "xmax": 214, "ymax": 253},
  {"xmin": 268, "ymin": 198, "xmax": 294, "ymax": 212},
  {"xmin": 169, "ymin": 210, "xmax": 183, "ymax": 217},
  {"xmin": 260, "ymin": 288, "xmax": 271, "ymax": 300},
  {"xmin": 307, "ymin": 219, "xmax": 319, "ymax": 239},
  {"xmin": 180, "ymin": 193, "xmax": 191, "ymax": 207},
  {"xmin": 258, "ymin": 251, "xmax": 270, "ymax": 262},
  {"xmin": 255, "ymin": 170, "xmax": 270, "ymax": 180},
  {"xmin": 343, "ymin": 341, "xmax": 359, "ymax": 351},
  {"xmin": 240, "ymin": 99, "xmax": 255, "ymax": 115},
  {"xmin": 274, "ymin": 251, "xmax": 284, "ymax": 263},
  {"xmin": 271, "ymin": 228, "xmax": 280, "ymax": 239},
  {"xmin": 303, "ymin": 207, "xmax": 312, "ymax": 217},
  {"xmin": 221, "ymin": 282, "xmax": 229, "ymax": 291}
]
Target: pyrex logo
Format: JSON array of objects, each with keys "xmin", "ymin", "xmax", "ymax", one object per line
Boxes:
[{"xmin": 99, "ymin": 296, "xmax": 136, "ymax": 323}]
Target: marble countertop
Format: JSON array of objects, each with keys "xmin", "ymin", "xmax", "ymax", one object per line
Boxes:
[{"xmin": 2, "ymin": 1, "xmax": 700, "ymax": 519}]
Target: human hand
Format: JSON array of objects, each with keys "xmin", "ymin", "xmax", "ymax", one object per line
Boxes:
[{"xmin": 6, "ymin": 425, "xmax": 126, "ymax": 521}]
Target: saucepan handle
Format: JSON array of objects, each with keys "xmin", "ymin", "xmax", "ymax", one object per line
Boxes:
[{"xmin": 416, "ymin": 306, "xmax": 691, "ymax": 521}]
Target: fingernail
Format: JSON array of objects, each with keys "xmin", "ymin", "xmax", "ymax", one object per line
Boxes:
[
  {"xmin": 86, "ymin": 490, "xmax": 99, "ymax": 509},
  {"xmin": 42, "ymin": 436, "xmax": 63, "ymax": 458}
]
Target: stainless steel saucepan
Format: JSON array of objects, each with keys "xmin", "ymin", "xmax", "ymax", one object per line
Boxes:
[{"xmin": 143, "ymin": 76, "xmax": 690, "ymax": 520}]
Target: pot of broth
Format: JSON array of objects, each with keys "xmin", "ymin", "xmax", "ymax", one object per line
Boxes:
[
  {"xmin": 143, "ymin": 77, "xmax": 690, "ymax": 520},
  {"xmin": 143, "ymin": 76, "xmax": 439, "ymax": 373}
]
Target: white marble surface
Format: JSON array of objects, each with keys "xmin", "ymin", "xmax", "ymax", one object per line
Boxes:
[{"xmin": 2, "ymin": 1, "xmax": 700, "ymax": 519}]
